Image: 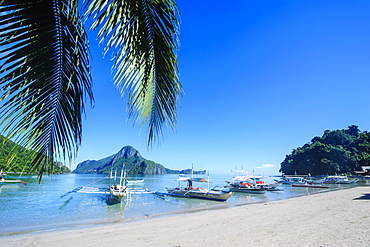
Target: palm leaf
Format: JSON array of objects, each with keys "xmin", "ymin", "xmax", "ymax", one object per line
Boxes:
[
  {"xmin": 0, "ymin": 0, "xmax": 93, "ymax": 179},
  {"xmin": 84, "ymin": 0, "xmax": 183, "ymax": 147}
]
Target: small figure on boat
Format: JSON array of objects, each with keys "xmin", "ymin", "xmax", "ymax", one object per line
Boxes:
[{"xmin": 187, "ymin": 179, "xmax": 193, "ymax": 189}]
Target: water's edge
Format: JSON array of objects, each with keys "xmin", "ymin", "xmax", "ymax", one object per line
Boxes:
[{"xmin": 1, "ymin": 184, "xmax": 365, "ymax": 237}]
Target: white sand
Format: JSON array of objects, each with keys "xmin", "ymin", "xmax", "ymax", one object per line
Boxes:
[{"xmin": 2, "ymin": 186, "xmax": 369, "ymax": 247}]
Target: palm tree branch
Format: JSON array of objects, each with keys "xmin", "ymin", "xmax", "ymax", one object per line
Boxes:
[
  {"xmin": 84, "ymin": 0, "xmax": 183, "ymax": 147},
  {"xmin": 0, "ymin": 0, "xmax": 93, "ymax": 178}
]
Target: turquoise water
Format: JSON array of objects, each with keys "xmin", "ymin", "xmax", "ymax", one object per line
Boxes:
[{"xmin": 0, "ymin": 173, "xmax": 361, "ymax": 235}]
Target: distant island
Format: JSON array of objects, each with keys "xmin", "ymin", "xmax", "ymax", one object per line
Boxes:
[
  {"xmin": 5, "ymin": 125, "xmax": 367, "ymax": 177},
  {"xmin": 0, "ymin": 136, "xmax": 203, "ymax": 176},
  {"xmin": 280, "ymin": 125, "xmax": 369, "ymax": 175},
  {"xmin": 73, "ymin": 145, "xmax": 205, "ymax": 175}
]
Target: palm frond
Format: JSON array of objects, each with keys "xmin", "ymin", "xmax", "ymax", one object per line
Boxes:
[
  {"xmin": 0, "ymin": 0, "xmax": 93, "ymax": 178},
  {"xmin": 84, "ymin": 0, "xmax": 183, "ymax": 147}
]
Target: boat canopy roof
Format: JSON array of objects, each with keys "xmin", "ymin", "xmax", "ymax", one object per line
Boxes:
[{"xmin": 232, "ymin": 175, "xmax": 263, "ymax": 181}]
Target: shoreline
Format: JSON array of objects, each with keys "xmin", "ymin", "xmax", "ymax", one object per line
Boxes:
[
  {"xmin": 1, "ymin": 186, "xmax": 343, "ymax": 236},
  {"xmin": 2, "ymin": 186, "xmax": 369, "ymax": 246}
]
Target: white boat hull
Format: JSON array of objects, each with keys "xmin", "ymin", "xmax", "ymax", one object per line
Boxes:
[
  {"xmin": 228, "ymin": 187, "xmax": 266, "ymax": 194},
  {"xmin": 165, "ymin": 188, "xmax": 233, "ymax": 201}
]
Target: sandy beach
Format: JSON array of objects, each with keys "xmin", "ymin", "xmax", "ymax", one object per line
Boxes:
[{"xmin": 2, "ymin": 186, "xmax": 369, "ymax": 247}]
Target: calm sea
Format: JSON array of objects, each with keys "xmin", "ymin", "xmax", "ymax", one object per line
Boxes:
[{"xmin": 0, "ymin": 173, "xmax": 362, "ymax": 235}]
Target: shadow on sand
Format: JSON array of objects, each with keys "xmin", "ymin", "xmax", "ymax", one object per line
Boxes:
[{"xmin": 353, "ymin": 193, "xmax": 370, "ymax": 200}]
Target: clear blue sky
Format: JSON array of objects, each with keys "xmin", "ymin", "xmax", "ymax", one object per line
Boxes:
[{"xmin": 72, "ymin": 0, "xmax": 370, "ymax": 175}]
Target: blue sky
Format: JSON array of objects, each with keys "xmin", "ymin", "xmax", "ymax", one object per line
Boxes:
[{"xmin": 72, "ymin": 0, "xmax": 370, "ymax": 175}]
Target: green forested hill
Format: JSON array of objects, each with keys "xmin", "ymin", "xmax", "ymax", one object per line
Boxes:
[
  {"xmin": 73, "ymin": 145, "xmax": 206, "ymax": 175},
  {"xmin": 280, "ymin": 125, "xmax": 370, "ymax": 175},
  {"xmin": 73, "ymin": 146, "xmax": 168, "ymax": 174},
  {"xmin": 0, "ymin": 135, "xmax": 70, "ymax": 174}
]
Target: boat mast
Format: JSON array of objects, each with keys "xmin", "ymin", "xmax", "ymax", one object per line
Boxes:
[
  {"xmin": 119, "ymin": 164, "xmax": 124, "ymax": 186},
  {"xmin": 207, "ymin": 171, "xmax": 210, "ymax": 191},
  {"xmin": 109, "ymin": 168, "xmax": 113, "ymax": 185},
  {"xmin": 123, "ymin": 170, "xmax": 127, "ymax": 187}
]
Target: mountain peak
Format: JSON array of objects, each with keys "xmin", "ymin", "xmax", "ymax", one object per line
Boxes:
[
  {"xmin": 115, "ymin": 146, "xmax": 141, "ymax": 160},
  {"xmin": 73, "ymin": 145, "xmax": 166, "ymax": 174}
]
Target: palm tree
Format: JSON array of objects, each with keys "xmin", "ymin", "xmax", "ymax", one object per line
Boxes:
[{"xmin": 0, "ymin": 0, "xmax": 182, "ymax": 178}]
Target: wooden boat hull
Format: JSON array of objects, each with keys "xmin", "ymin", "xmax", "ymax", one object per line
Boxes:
[
  {"xmin": 109, "ymin": 186, "xmax": 127, "ymax": 204},
  {"xmin": 185, "ymin": 191, "xmax": 233, "ymax": 201},
  {"xmin": 109, "ymin": 193, "xmax": 125, "ymax": 204}
]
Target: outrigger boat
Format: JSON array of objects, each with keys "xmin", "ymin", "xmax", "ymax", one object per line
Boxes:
[
  {"xmin": 225, "ymin": 174, "xmax": 281, "ymax": 194},
  {"xmin": 323, "ymin": 175, "xmax": 359, "ymax": 184},
  {"xmin": 161, "ymin": 173, "xmax": 233, "ymax": 202},
  {"xmin": 225, "ymin": 180, "xmax": 266, "ymax": 194},
  {"xmin": 305, "ymin": 176, "xmax": 326, "ymax": 184},
  {"xmin": 108, "ymin": 166, "xmax": 128, "ymax": 204},
  {"xmin": 0, "ymin": 170, "xmax": 27, "ymax": 184},
  {"xmin": 293, "ymin": 175, "xmax": 327, "ymax": 188},
  {"xmin": 278, "ymin": 176, "xmax": 306, "ymax": 185},
  {"xmin": 61, "ymin": 165, "xmax": 152, "ymax": 204}
]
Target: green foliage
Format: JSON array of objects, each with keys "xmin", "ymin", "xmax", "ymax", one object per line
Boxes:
[
  {"xmin": 0, "ymin": 1, "xmax": 92, "ymax": 177},
  {"xmin": 107, "ymin": 156, "xmax": 166, "ymax": 175},
  {"xmin": 0, "ymin": 1, "xmax": 182, "ymax": 179},
  {"xmin": 0, "ymin": 135, "xmax": 71, "ymax": 174},
  {"xmin": 85, "ymin": 0, "xmax": 183, "ymax": 147},
  {"xmin": 280, "ymin": 125, "xmax": 370, "ymax": 175}
]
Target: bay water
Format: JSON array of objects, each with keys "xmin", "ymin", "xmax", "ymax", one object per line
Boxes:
[{"xmin": 0, "ymin": 173, "xmax": 360, "ymax": 235}]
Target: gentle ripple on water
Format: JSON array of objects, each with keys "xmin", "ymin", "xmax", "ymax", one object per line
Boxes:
[{"xmin": 0, "ymin": 173, "xmax": 363, "ymax": 235}]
